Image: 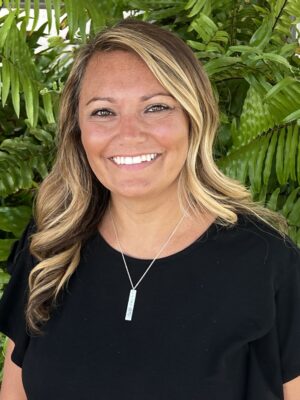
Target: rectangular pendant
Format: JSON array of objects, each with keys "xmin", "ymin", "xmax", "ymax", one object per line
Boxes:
[{"xmin": 125, "ymin": 289, "xmax": 137, "ymax": 321}]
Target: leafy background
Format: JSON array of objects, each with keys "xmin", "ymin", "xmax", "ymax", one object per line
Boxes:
[{"xmin": 0, "ymin": 0, "xmax": 299, "ymax": 380}]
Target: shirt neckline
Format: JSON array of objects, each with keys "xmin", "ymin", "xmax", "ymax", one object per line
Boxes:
[{"xmin": 94, "ymin": 218, "xmax": 221, "ymax": 265}]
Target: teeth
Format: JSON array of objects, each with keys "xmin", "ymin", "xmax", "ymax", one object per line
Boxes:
[{"xmin": 112, "ymin": 153, "xmax": 158, "ymax": 165}]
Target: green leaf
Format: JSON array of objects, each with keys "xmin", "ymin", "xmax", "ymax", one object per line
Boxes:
[
  {"xmin": 283, "ymin": 109, "xmax": 300, "ymax": 124},
  {"xmin": 0, "ymin": 206, "xmax": 32, "ymax": 236},
  {"xmin": 267, "ymin": 188, "xmax": 281, "ymax": 211},
  {"xmin": 42, "ymin": 92, "xmax": 55, "ymax": 124},
  {"xmin": 228, "ymin": 45, "xmax": 259, "ymax": 54},
  {"xmin": 279, "ymin": 43, "xmax": 298, "ymax": 58},
  {"xmin": 53, "ymin": 0, "xmax": 61, "ymax": 33},
  {"xmin": 32, "ymin": 156, "xmax": 49, "ymax": 179},
  {"xmin": 288, "ymin": 198, "xmax": 300, "ymax": 226},
  {"xmin": 186, "ymin": 40, "xmax": 206, "ymax": 51},
  {"xmin": 0, "ymin": 10, "xmax": 16, "ymax": 48},
  {"xmin": 263, "ymin": 131, "xmax": 278, "ymax": 186},
  {"xmin": 85, "ymin": 1, "xmax": 105, "ymax": 33},
  {"xmin": 283, "ymin": 125, "xmax": 293, "ymax": 182},
  {"xmin": 248, "ymin": 144, "xmax": 260, "ymax": 193},
  {"xmin": 289, "ymin": 125, "xmax": 298, "ymax": 181},
  {"xmin": 252, "ymin": 53, "xmax": 292, "ymax": 70},
  {"xmin": 10, "ymin": 64, "xmax": 20, "ymax": 118},
  {"xmin": 184, "ymin": 0, "xmax": 197, "ymax": 10},
  {"xmin": 31, "ymin": 0, "xmax": 40, "ymax": 33},
  {"xmin": 24, "ymin": 0, "xmax": 31, "ymax": 28},
  {"xmin": 78, "ymin": 9, "xmax": 87, "ymax": 42},
  {"xmin": 204, "ymin": 56, "xmax": 241, "ymax": 76},
  {"xmin": 250, "ymin": 15, "xmax": 273, "ymax": 48},
  {"xmin": 187, "ymin": 0, "xmax": 207, "ymax": 17},
  {"xmin": 0, "ymin": 239, "xmax": 16, "ymax": 262},
  {"xmin": 282, "ymin": 188, "xmax": 300, "ymax": 218},
  {"xmin": 30, "ymin": 127, "xmax": 53, "ymax": 145},
  {"xmin": 264, "ymin": 77, "xmax": 297, "ymax": 101},
  {"xmin": 1, "ymin": 58, "xmax": 10, "ymax": 107},
  {"xmin": 15, "ymin": 0, "xmax": 21, "ymax": 14},
  {"xmin": 189, "ymin": 13, "xmax": 217, "ymax": 42},
  {"xmin": 276, "ymin": 128, "xmax": 285, "ymax": 185},
  {"xmin": 254, "ymin": 133, "xmax": 271, "ymax": 192},
  {"xmin": 0, "ymin": 269, "xmax": 10, "ymax": 285},
  {"xmin": 20, "ymin": 74, "xmax": 34, "ymax": 127},
  {"xmin": 45, "ymin": 0, "xmax": 53, "ymax": 32},
  {"xmin": 298, "ymin": 130, "xmax": 300, "ymax": 185},
  {"xmin": 65, "ymin": 0, "xmax": 75, "ymax": 39}
]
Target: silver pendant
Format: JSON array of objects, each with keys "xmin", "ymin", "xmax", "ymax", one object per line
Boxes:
[{"xmin": 125, "ymin": 289, "xmax": 137, "ymax": 321}]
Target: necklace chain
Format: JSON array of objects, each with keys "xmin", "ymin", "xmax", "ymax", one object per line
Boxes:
[{"xmin": 110, "ymin": 206, "xmax": 186, "ymax": 290}]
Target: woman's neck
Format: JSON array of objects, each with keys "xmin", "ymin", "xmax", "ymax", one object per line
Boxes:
[{"xmin": 99, "ymin": 193, "xmax": 216, "ymax": 259}]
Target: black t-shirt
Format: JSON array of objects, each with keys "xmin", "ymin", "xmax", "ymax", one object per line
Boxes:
[{"xmin": 0, "ymin": 214, "xmax": 300, "ymax": 400}]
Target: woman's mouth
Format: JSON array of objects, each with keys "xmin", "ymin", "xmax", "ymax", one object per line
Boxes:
[{"xmin": 110, "ymin": 153, "xmax": 160, "ymax": 166}]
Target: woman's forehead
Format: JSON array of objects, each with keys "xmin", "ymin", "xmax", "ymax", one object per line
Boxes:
[{"xmin": 79, "ymin": 50, "xmax": 168, "ymax": 101}]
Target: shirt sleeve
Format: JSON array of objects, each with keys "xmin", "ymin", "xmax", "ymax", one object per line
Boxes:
[
  {"xmin": 0, "ymin": 220, "xmax": 36, "ymax": 367},
  {"xmin": 275, "ymin": 239, "xmax": 300, "ymax": 383}
]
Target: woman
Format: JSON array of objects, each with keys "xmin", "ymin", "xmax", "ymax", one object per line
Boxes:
[{"xmin": 0, "ymin": 18, "xmax": 299, "ymax": 400}]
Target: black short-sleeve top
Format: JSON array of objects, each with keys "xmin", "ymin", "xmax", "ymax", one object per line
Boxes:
[{"xmin": 0, "ymin": 214, "xmax": 300, "ymax": 400}]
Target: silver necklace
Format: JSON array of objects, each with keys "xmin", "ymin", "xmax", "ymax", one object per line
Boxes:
[{"xmin": 110, "ymin": 207, "xmax": 185, "ymax": 321}]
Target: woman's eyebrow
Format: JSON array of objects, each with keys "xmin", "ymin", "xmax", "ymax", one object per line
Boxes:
[{"xmin": 85, "ymin": 92, "xmax": 173, "ymax": 106}]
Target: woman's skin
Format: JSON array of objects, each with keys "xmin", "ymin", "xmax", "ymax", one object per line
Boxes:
[
  {"xmin": 1, "ymin": 49, "xmax": 299, "ymax": 400},
  {"xmin": 0, "ymin": 339, "xmax": 27, "ymax": 399}
]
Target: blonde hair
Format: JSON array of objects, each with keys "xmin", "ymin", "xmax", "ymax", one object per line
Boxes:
[{"xmin": 27, "ymin": 18, "xmax": 287, "ymax": 334}]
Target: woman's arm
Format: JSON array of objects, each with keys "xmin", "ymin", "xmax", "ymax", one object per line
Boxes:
[
  {"xmin": 284, "ymin": 376, "xmax": 300, "ymax": 400},
  {"xmin": 0, "ymin": 338, "xmax": 27, "ymax": 400}
]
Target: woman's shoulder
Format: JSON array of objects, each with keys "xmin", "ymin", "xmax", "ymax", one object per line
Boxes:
[
  {"xmin": 232, "ymin": 212, "xmax": 298, "ymax": 251},
  {"xmin": 224, "ymin": 212, "xmax": 300, "ymax": 283}
]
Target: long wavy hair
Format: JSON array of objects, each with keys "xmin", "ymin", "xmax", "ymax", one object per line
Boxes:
[{"xmin": 27, "ymin": 18, "xmax": 287, "ymax": 334}]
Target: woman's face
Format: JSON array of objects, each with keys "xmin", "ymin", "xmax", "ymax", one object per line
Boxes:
[{"xmin": 79, "ymin": 50, "xmax": 189, "ymax": 200}]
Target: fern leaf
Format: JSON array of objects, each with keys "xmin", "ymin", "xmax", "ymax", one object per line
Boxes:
[
  {"xmin": 283, "ymin": 125, "xmax": 294, "ymax": 182},
  {"xmin": 53, "ymin": 0, "xmax": 61, "ymax": 33},
  {"xmin": 31, "ymin": 0, "xmax": 40, "ymax": 33},
  {"xmin": 9, "ymin": 63, "xmax": 20, "ymax": 118},
  {"xmin": 276, "ymin": 127, "xmax": 285, "ymax": 185},
  {"xmin": 282, "ymin": 188, "xmax": 300, "ymax": 217},
  {"xmin": 0, "ymin": 206, "xmax": 31, "ymax": 236},
  {"xmin": 0, "ymin": 239, "xmax": 16, "ymax": 262},
  {"xmin": 288, "ymin": 197, "xmax": 300, "ymax": 226},
  {"xmin": 235, "ymin": 86, "xmax": 275, "ymax": 149},
  {"xmin": 41, "ymin": 91, "xmax": 55, "ymax": 124},
  {"xmin": 263, "ymin": 131, "xmax": 278, "ymax": 186},
  {"xmin": 1, "ymin": 58, "xmax": 10, "ymax": 107},
  {"xmin": 0, "ymin": 10, "xmax": 15, "ymax": 48},
  {"xmin": 187, "ymin": 0, "xmax": 207, "ymax": 18},
  {"xmin": 267, "ymin": 187, "xmax": 281, "ymax": 210},
  {"xmin": 289, "ymin": 124, "xmax": 298, "ymax": 181},
  {"xmin": 250, "ymin": 14, "xmax": 273, "ymax": 48},
  {"xmin": 45, "ymin": 0, "xmax": 53, "ymax": 32}
]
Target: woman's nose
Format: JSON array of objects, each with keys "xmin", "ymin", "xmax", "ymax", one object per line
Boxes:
[{"xmin": 117, "ymin": 114, "xmax": 146, "ymax": 142}]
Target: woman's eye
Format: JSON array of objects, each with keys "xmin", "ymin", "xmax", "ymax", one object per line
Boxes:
[
  {"xmin": 91, "ymin": 109, "xmax": 114, "ymax": 117},
  {"xmin": 146, "ymin": 104, "xmax": 170, "ymax": 113}
]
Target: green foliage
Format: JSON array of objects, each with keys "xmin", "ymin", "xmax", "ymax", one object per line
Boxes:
[
  {"xmin": 0, "ymin": 0, "xmax": 299, "ymax": 379},
  {"xmin": 0, "ymin": 333, "xmax": 8, "ymax": 381},
  {"xmin": 131, "ymin": 0, "xmax": 300, "ymax": 242}
]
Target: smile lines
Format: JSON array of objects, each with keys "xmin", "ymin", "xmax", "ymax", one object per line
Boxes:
[{"xmin": 111, "ymin": 153, "xmax": 159, "ymax": 165}]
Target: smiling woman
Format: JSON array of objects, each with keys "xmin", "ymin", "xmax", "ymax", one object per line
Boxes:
[
  {"xmin": 79, "ymin": 50, "xmax": 189, "ymax": 200},
  {"xmin": 0, "ymin": 18, "xmax": 300, "ymax": 400}
]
